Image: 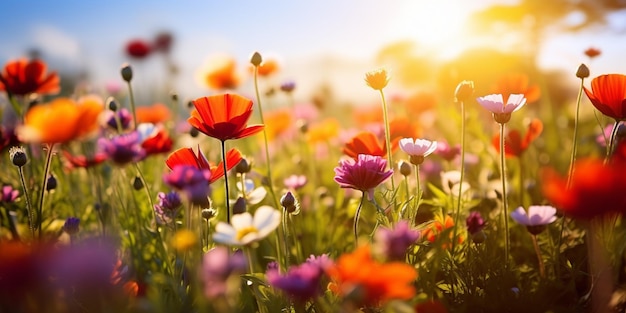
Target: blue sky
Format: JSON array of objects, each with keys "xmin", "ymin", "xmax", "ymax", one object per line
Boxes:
[{"xmin": 1, "ymin": 1, "xmax": 625, "ymax": 102}]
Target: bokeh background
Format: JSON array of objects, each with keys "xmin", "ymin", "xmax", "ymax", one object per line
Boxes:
[{"xmin": 1, "ymin": 0, "xmax": 625, "ymax": 105}]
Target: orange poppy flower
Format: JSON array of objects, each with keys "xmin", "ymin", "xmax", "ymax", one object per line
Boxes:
[
  {"xmin": 255, "ymin": 58, "xmax": 280, "ymax": 77},
  {"xmin": 343, "ymin": 131, "xmax": 389, "ymax": 159},
  {"xmin": 421, "ymin": 216, "xmax": 463, "ymax": 246},
  {"xmin": 0, "ymin": 58, "xmax": 60, "ymax": 96},
  {"xmin": 188, "ymin": 93, "xmax": 264, "ymax": 142},
  {"xmin": 584, "ymin": 74, "xmax": 626, "ymax": 121},
  {"xmin": 306, "ymin": 118, "xmax": 340, "ymax": 144},
  {"xmin": 353, "ymin": 105, "xmax": 383, "ymax": 126},
  {"xmin": 492, "ymin": 73, "xmax": 540, "ymax": 104},
  {"xmin": 199, "ymin": 54, "xmax": 241, "ymax": 90},
  {"xmin": 165, "ymin": 146, "xmax": 242, "ymax": 184},
  {"xmin": 327, "ymin": 245, "xmax": 416, "ymax": 308},
  {"xmin": 17, "ymin": 96, "xmax": 103, "ymax": 144},
  {"xmin": 62, "ymin": 150, "xmax": 108, "ymax": 170},
  {"xmin": 264, "ymin": 109, "xmax": 292, "ymax": 140},
  {"xmin": 404, "ymin": 91, "xmax": 437, "ymax": 116},
  {"xmin": 584, "ymin": 47, "xmax": 601, "ymax": 59},
  {"xmin": 136, "ymin": 103, "xmax": 171, "ymax": 124},
  {"xmin": 492, "ymin": 118, "xmax": 543, "ymax": 157},
  {"xmin": 542, "ymin": 157, "xmax": 626, "ymax": 219},
  {"xmin": 390, "ymin": 117, "xmax": 421, "ymax": 143}
]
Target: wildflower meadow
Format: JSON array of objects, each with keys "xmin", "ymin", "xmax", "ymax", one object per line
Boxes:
[{"xmin": 1, "ymin": 2, "xmax": 626, "ymax": 313}]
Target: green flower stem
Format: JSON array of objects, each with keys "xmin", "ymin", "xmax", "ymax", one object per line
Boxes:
[
  {"xmin": 452, "ymin": 100, "xmax": 466, "ymax": 253},
  {"xmin": 402, "ymin": 175, "xmax": 410, "ymax": 220},
  {"xmin": 500, "ymin": 123, "xmax": 510, "ymax": 265},
  {"xmin": 126, "ymin": 81, "xmax": 138, "ymax": 131},
  {"xmin": 605, "ymin": 120, "xmax": 620, "ymax": 164},
  {"xmin": 531, "ymin": 234, "xmax": 546, "ymax": 279},
  {"xmin": 567, "ymin": 77, "xmax": 585, "ymax": 188},
  {"xmin": 282, "ymin": 207, "xmax": 291, "ymax": 266},
  {"xmin": 378, "ymin": 89, "xmax": 396, "ymax": 212},
  {"xmin": 519, "ymin": 157, "xmax": 525, "ymax": 207},
  {"xmin": 354, "ymin": 192, "xmax": 366, "ymax": 247},
  {"xmin": 245, "ymin": 247, "xmax": 268, "ymax": 313},
  {"xmin": 220, "ymin": 140, "xmax": 231, "ymax": 224},
  {"xmin": 17, "ymin": 166, "xmax": 35, "ymax": 238},
  {"xmin": 36, "ymin": 144, "xmax": 55, "ymax": 240},
  {"xmin": 413, "ymin": 164, "xmax": 421, "ymax": 226}
]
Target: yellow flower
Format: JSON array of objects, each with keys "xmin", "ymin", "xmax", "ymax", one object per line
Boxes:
[
  {"xmin": 171, "ymin": 229, "xmax": 197, "ymax": 251},
  {"xmin": 364, "ymin": 68, "xmax": 390, "ymax": 90}
]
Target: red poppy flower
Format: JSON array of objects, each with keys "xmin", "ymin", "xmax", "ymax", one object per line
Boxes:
[
  {"xmin": 492, "ymin": 73, "xmax": 541, "ymax": 104},
  {"xmin": 125, "ymin": 39, "xmax": 152, "ymax": 59},
  {"xmin": 492, "ymin": 118, "xmax": 543, "ymax": 157},
  {"xmin": 343, "ymin": 131, "xmax": 389, "ymax": 159},
  {"xmin": 584, "ymin": 47, "xmax": 601, "ymax": 59},
  {"xmin": 136, "ymin": 103, "xmax": 171, "ymax": 124},
  {"xmin": 62, "ymin": 150, "xmax": 108, "ymax": 170},
  {"xmin": 142, "ymin": 128, "xmax": 173, "ymax": 156},
  {"xmin": 0, "ymin": 58, "xmax": 60, "ymax": 96},
  {"xmin": 188, "ymin": 94, "xmax": 264, "ymax": 142},
  {"xmin": 584, "ymin": 74, "xmax": 626, "ymax": 121},
  {"xmin": 165, "ymin": 146, "xmax": 242, "ymax": 184},
  {"xmin": 542, "ymin": 157, "xmax": 626, "ymax": 219}
]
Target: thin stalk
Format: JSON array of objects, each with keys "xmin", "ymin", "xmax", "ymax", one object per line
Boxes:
[
  {"xmin": 17, "ymin": 166, "xmax": 35, "ymax": 237},
  {"xmin": 252, "ymin": 66, "xmax": 280, "ymax": 209},
  {"xmin": 531, "ymin": 234, "xmax": 546, "ymax": 279},
  {"xmin": 452, "ymin": 100, "xmax": 466, "ymax": 252},
  {"xmin": 402, "ymin": 175, "xmax": 410, "ymax": 220},
  {"xmin": 282, "ymin": 207, "xmax": 291, "ymax": 266},
  {"xmin": 519, "ymin": 157, "xmax": 525, "ymax": 207},
  {"xmin": 605, "ymin": 120, "xmax": 620, "ymax": 164},
  {"xmin": 353, "ymin": 192, "xmax": 366, "ymax": 247},
  {"xmin": 245, "ymin": 247, "xmax": 268, "ymax": 313},
  {"xmin": 288, "ymin": 214, "xmax": 303, "ymax": 263},
  {"xmin": 220, "ymin": 140, "xmax": 231, "ymax": 223},
  {"xmin": 567, "ymin": 78, "xmax": 585, "ymax": 188},
  {"xmin": 413, "ymin": 164, "xmax": 421, "ymax": 226},
  {"xmin": 500, "ymin": 123, "xmax": 510, "ymax": 265},
  {"xmin": 126, "ymin": 82, "xmax": 138, "ymax": 131},
  {"xmin": 378, "ymin": 90, "xmax": 396, "ymax": 210},
  {"xmin": 36, "ymin": 143, "xmax": 55, "ymax": 240}
]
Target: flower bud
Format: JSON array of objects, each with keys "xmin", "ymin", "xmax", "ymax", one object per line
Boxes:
[
  {"xmin": 46, "ymin": 174, "xmax": 57, "ymax": 191},
  {"xmin": 108, "ymin": 98, "xmax": 118, "ymax": 112},
  {"xmin": 454, "ymin": 80, "xmax": 474, "ymax": 102},
  {"xmin": 280, "ymin": 191, "xmax": 297, "ymax": 213},
  {"xmin": 190, "ymin": 127, "xmax": 199, "ymax": 138},
  {"xmin": 9, "ymin": 146, "xmax": 27, "ymax": 167},
  {"xmin": 133, "ymin": 176, "xmax": 144, "ymax": 190},
  {"xmin": 232, "ymin": 197, "xmax": 247, "ymax": 215},
  {"xmin": 398, "ymin": 160, "xmax": 412, "ymax": 176},
  {"xmin": 235, "ymin": 158, "xmax": 251, "ymax": 174},
  {"xmin": 576, "ymin": 63, "xmax": 589, "ymax": 79},
  {"xmin": 121, "ymin": 63, "xmax": 133, "ymax": 82},
  {"xmin": 201, "ymin": 208, "xmax": 216, "ymax": 220},
  {"xmin": 63, "ymin": 217, "xmax": 80, "ymax": 235},
  {"xmin": 250, "ymin": 52, "xmax": 263, "ymax": 67},
  {"xmin": 170, "ymin": 92, "xmax": 178, "ymax": 101}
]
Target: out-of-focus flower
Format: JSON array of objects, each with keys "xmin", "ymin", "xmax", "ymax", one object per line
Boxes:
[
  {"xmin": 125, "ymin": 39, "xmax": 151, "ymax": 59},
  {"xmin": 389, "ymin": 117, "xmax": 421, "ymax": 143},
  {"xmin": 0, "ymin": 58, "xmax": 60, "ymax": 96},
  {"xmin": 584, "ymin": 74, "xmax": 626, "ymax": 121},
  {"xmin": 334, "ymin": 154, "xmax": 393, "ymax": 200},
  {"xmin": 17, "ymin": 96, "xmax": 103, "ymax": 144},
  {"xmin": 307, "ymin": 118, "xmax": 340, "ymax": 144},
  {"xmin": 1, "ymin": 185, "xmax": 19, "ymax": 203},
  {"xmin": 266, "ymin": 260, "xmax": 326, "ymax": 302},
  {"xmin": 465, "ymin": 211, "xmax": 486, "ymax": 236},
  {"xmin": 403, "ymin": 92, "xmax": 437, "ymax": 116},
  {"xmin": 103, "ymin": 108, "xmax": 133, "ymax": 131},
  {"xmin": 343, "ymin": 132, "xmax": 390, "ymax": 159},
  {"xmin": 373, "ymin": 220, "xmax": 420, "ymax": 261},
  {"xmin": 199, "ymin": 54, "xmax": 241, "ymax": 90},
  {"xmin": 280, "ymin": 81, "xmax": 295, "ymax": 93},
  {"xmin": 511, "ymin": 205, "xmax": 557, "ymax": 235},
  {"xmin": 327, "ymin": 245, "xmax": 416, "ymax": 308},
  {"xmin": 62, "ymin": 150, "xmax": 108, "ymax": 170},
  {"xmin": 435, "ymin": 142, "xmax": 460, "ymax": 162},
  {"xmin": 189, "ymin": 93, "xmax": 264, "ymax": 141},
  {"xmin": 542, "ymin": 158, "xmax": 626, "ymax": 219},
  {"xmin": 491, "ymin": 73, "xmax": 540, "ymax": 104},
  {"xmin": 440, "ymin": 170, "xmax": 471, "ymax": 197},
  {"xmin": 264, "ymin": 109, "xmax": 292, "ymax": 140},
  {"xmin": 136, "ymin": 103, "xmax": 171, "ymax": 124},
  {"xmin": 236, "ymin": 179, "xmax": 267, "ymax": 205},
  {"xmin": 139, "ymin": 124, "xmax": 173, "ymax": 156},
  {"xmin": 353, "ymin": 106, "xmax": 384, "ymax": 127},
  {"xmin": 63, "ymin": 217, "xmax": 80, "ymax": 235},
  {"xmin": 165, "ymin": 146, "xmax": 242, "ymax": 184},
  {"xmin": 171, "ymin": 229, "xmax": 197, "ymax": 251},
  {"xmin": 284, "ymin": 174, "xmax": 307, "ymax": 190},
  {"xmin": 201, "ymin": 246, "xmax": 247, "ymax": 299},
  {"xmin": 492, "ymin": 118, "xmax": 543, "ymax": 157},
  {"xmin": 365, "ymin": 68, "xmax": 390, "ymax": 91},
  {"xmin": 584, "ymin": 47, "xmax": 601, "ymax": 59},
  {"xmin": 399, "ymin": 138, "xmax": 437, "ymax": 166},
  {"xmin": 476, "ymin": 94, "xmax": 527, "ymax": 124},
  {"xmin": 164, "ymin": 165, "xmax": 212, "ymax": 205},
  {"xmin": 98, "ymin": 132, "xmax": 145, "ymax": 165},
  {"xmin": 422, "ymin": 216, "xmax": 463, "ymax": 248},
  {"xmin": 212, "ymin": 206, "xmax": 281, "ymax": 246},
  {"xmin": 153, "ymin": 191, "xmax": 182, "ymax": 225},
  {"xmin": 153, "ymin": 31, "xmax": 173, "ymax": 53},
  {"xmin": 415, "ymin": 300, "xmax": 448, "ymax": 313},
  {"xmin": 46, "ymin": 174, "xmax": 57, "ymax": 192},
  {"xmin": 255, "ymin": 58, "xmax": 280, "ymax": 77}
]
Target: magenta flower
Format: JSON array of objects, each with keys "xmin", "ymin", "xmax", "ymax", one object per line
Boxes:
[
  {"xmin": 153, "ymin": 191, "xmax": 182, "ymax": 225},
  {"xmin": 163, "ymin": 165, "xmax": 211, "ymax": 205},
  {"xmin": 97, "ymin": 132, "xmax": 145, "ymax": 165},
  {"xmin": 104, "ymin": 108, "xmax": 133, "ymax": 131},
  {"xmin": 1, "ymin": 185, "xmax": 19, "ymax": 203},
  {"xmin": 466, "ymin": 211, "xmax": 486, "ymax": 235},
  {"xmin": 476, "ymin": 94, "xmax": 527, "ymax": 124},
  {"xmin": 201, "ymin": 247, "xmax": 247, "ymax": 299},
  {"xmin": 435, "ymin": 142, "xmax": 460, "ymax": 162},
  {"xmin": 284, "ymin": 174, "xmax": 307, "ymax": 190},
  {"xmin": 266, "ymin": 256, "xmax": 330, "ymax": 302},
  {"xmin": 373, "ymin": 220, "xmax": 420, "ymax": 261},
  {"xmin": 334, "ymin": 154, "xmax": 393, "ymax": 200}
]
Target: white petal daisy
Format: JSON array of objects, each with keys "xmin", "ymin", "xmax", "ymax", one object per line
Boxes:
[{"xmin": 213, "ymin": 206, "xmax": 281, "ymax": 246}]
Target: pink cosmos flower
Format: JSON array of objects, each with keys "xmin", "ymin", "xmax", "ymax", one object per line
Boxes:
[
  {"xmin": 476, "ymin": 94, "xmax": 527, "ymax": 123},
  {"xmin": 510, "ymin": 205, "xmax": 557, "ymax": 226},
  {"xmin": 334, "ymin": 154, "xmax": 393, "ymax": 200},
  {"xmin": 399, "ymin": 138, "xmax": 438, "ymax": 157}
]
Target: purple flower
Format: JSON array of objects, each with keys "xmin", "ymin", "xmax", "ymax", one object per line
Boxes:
[
  {"xmin": 153, "ymin": 191, "xmax": 182, "ymax": 225},
  {"xmin": 466, "ymin": 211, "xmax": 486, "ymax": 235},
  {"xmin": 104, "ymin": 108, "xmax": 132, "ymax": 130},
  {"xmin": 163, "ymin": 165, "xmax": 211, "ymax": 205},
  {"xmin": 266, "ymin": 261, "xmax": 325, "ymax": 302},
  {"xmin": 284, "ymin": 174, "xmax": 307, "ymax": 190},
  {"xmin": 63, "ymin": 217, "xmax": 80, "ymax": 235},
  {"xmin": 373, "ymin": 220, "xmax": 420, "ymax": 261},
  {"xmin": 1, "ymin": 185, "xmax": 19, "ymax": 203},
  {"xmin": 511, "ymin": 205, "xmax": 557, "ymax": 235},
  {"xmin": 97, "ymin": 132, "xmax": 145, "ymax": 165},
  {"xmin": 201, "ymin": 247, "xmax": 247, "ymax": 299},
  {"xmin": 280, "ymin": 81, "xmax": 296, "ymax": 93},
  {"xmin": 334, "ymin": 154, "xmax": 393, "ymax": 200}
]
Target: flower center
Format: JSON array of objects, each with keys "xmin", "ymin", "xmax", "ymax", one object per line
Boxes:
[{"xmin": 236, "ymin": 226, "xmax": 259, "ymax": 241}]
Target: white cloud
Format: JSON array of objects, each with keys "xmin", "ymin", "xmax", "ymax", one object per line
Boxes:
[{"xmin": 31, "ymin": 25, "xmax": 80, "ymax": 60}]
